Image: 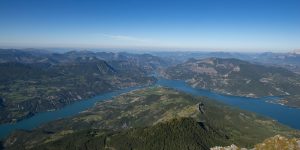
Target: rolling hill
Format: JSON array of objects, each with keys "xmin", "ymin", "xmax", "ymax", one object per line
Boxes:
[{"xmin": 4, "ymin": 87, "xmax": 300, "ymax": 149}]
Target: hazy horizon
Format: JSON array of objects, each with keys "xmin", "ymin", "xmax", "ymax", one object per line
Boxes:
[
  {"xmin": 0, "ymin": 0, "xmax": 299, "ymax": 52},
  {"xmin": 1, "ymin": 47, "xmax": 299, "ymax": 54}
]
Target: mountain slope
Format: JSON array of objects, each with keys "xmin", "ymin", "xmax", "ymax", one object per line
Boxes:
[
  {"xmin": 4, "ymin": 87, "xmax": 300, "ymax": 149},
  {"xmin": 27, "ymin": 118, "xmax": 230, "ymax": 150},
  {"xmin": 211, "ymin": 135, "xmax": 300, "ymax": 150},
  {"xmin": 254, "ymin": 135, "xmax": 300, "ymax": 150},
  {"xmin": 163, "ymin": 58, "xmax": 300, "ymax": 107},
  {"xmin": 0, "ymin": 56, "xmax": 155, "ymax": 124},
  {"xmin": 252, "ymin": 51, "xmax": 300, "ymax": 74}
]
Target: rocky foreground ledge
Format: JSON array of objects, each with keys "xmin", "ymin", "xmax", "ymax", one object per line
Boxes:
[{"xmin": 211, "ymin": 135, "xmax": 300, "ymax": 150}]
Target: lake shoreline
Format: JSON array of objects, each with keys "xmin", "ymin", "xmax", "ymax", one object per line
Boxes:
[{"xmin": 1, "ymin": 79, "xmax": 300, "ymax": 140}]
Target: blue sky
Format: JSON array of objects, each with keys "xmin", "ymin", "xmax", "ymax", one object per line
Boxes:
[{"xmin": 0, "ymin": 0, "xmax": 299, "ymax": 52}]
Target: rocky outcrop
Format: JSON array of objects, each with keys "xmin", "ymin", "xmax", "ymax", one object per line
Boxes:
[
  {"xmin": 211, "ymin": 135, "xmax": 300, "ymax": 150},
  {"xmin": 198, "ymin": 102, "xmax": 205, "ymax": 114},
  {"xmin": 211, "ymin": 144, "xmax": 244, "ymax": 150},
  {"xmin": 254, "ymin": 135, "xmax": 300, "ymax": 150}
]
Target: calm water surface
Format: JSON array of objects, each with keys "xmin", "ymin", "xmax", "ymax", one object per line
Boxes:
[
  {"xmin": 0, "ymin": 79, "xmax": 299, "ymax": 139},
  {"xmin": 157, "ymin": 79, "xmax": 300, "ymax": 130}
]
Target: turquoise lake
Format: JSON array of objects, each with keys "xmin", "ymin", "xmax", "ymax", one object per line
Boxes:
[{"xmin": 0, "ymin": 79, "xmax": 300, "ymax": 139}]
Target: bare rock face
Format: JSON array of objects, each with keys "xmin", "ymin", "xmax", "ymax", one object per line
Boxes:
[
  {"xmin": 210, "ymin": 144, "xmax": 242, "ymax": 150},
  {"xmin": 198, "ymin": 102, "xmax": 205, "ymax": 114},
  {"xmin": 254, "ymin": 135, "xmax": 300, "ymax": 150},
  {"xmin": 211, "ymin": 135, "xmax": 300, "ymax": 150}
]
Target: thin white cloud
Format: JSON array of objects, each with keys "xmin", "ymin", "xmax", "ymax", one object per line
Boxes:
[{"xmin": 101, "ymin": 34, "xmax": 152, "ymax": 43}]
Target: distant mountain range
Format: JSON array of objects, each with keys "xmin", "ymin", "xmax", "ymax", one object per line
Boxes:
[
  {"xmin": 0, "ymin": 49, "xmax": 172, "ymax": 124},
  {"xmin": 163, "ymin": 57, "xmax": 300, "ymax": 108},
  {"xmin": 3, "ymin": 48, "xmax": 300, "ymax": 73},
  {"xmin": 151, "ymin": 51, "xmax": 300, "ymax": 74}
]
